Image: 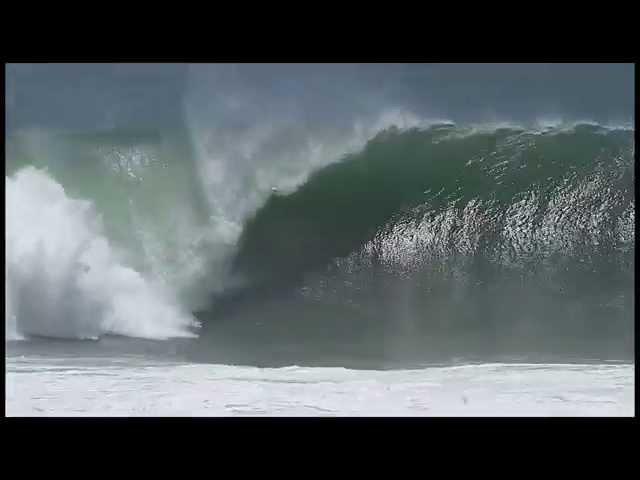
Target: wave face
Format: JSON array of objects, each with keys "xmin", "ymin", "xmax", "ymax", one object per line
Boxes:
[
  {"xmin": 194, "ymin": 124, "xmax": 635, "ymax": 365},
  {"xmin": 234, "ymin": 124, "xmax": 634, "ymax": 282}
]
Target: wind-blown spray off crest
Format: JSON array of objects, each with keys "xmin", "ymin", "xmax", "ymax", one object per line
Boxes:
[{"xmin": 183, "ymin": 65, "xmax": 444, "ymax": 290}]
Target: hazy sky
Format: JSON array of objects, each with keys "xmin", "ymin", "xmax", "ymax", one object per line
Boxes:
[{"xmin": 5, "ymin": 63, "xmax": 634, "ymax": 133}]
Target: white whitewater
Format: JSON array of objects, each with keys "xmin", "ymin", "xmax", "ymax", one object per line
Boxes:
[
  {"xmin": 5, "ymin": 167, "xmax": 198, "ymax": 340},
  {"xmin": 6, "ymin": 357, "xmax": 634, "ymax": 416}
]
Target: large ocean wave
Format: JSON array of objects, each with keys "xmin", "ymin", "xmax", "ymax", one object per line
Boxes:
[{"xmin": 6, "ymin": 118, "xmax": 634, "ymax": 365}]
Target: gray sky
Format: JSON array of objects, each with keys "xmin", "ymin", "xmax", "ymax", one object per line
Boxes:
[{"xmin": 5, "ymin": 63, "xmax": 634, "ymax": 133}]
